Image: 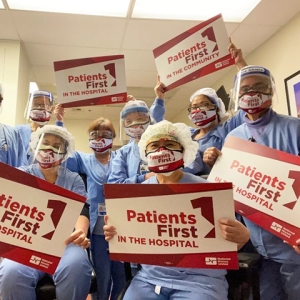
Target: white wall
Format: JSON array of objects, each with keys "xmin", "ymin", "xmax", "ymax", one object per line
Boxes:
[
  {"xmin": 0, "ymin": 40, "xmax": 30, "ymax": 125},
  {"xmin": 172, "ymin": 12, "xmax": 300, "ymax": 123}
]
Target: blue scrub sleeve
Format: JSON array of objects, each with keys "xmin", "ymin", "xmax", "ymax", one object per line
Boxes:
[{"xmin": 150, "ymin": 98, "xmax": 165, "ymax": 123}]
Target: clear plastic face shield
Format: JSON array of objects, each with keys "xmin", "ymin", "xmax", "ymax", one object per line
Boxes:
[
  {"xmin": 232, "ymin": 66, "xmax": 275, "ymax": 114},
  {"xmin": 32, "ymin": 133, "xmax": 68, "ymax": 172},
  {"xmin": 89, "ymin": 130, "xmax": 113, "ymax": 153},
  {"xmin": 25, "ymin": 91, "xmax": 54, "ymax": 125},
  {"xmin": 123, "ymin": 112, "xmax": 150, "ymax": 139},
  {"xmin": 145, "ymin": 136, "xmax": 184, "ymax": 174}
]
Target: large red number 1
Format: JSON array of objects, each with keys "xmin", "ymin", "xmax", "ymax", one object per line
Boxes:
[
  {"xmin": 104, "ymin": 63, "xmax": 117, "ymax": 86},
  {"xmin": 191, "ymin": 197, "xmax": 215, "ymax": 238},
  {"xmin": 201, "ymin": 26, "xmax": 218, "ymax": 52},
  {"xmin": 42, "ymin": 200, "xmax": 67, "ymax": 240}
]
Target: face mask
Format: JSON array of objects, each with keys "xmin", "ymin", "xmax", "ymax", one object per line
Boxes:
[
  {"xmin": 146, "ymin": 147, "xmax": 184, "ymax": 173},
  {"xmin": 124, "ymin": 122, "xmax": 150, "ymax": 139},
  {"xmin": 89, "ymin": 138, "xmax": 113, "ymax": 153},
  {"xmin": 239, "ymin": 92, "xmax": 272, "ymax": 114},
  {"xmin": 188, "ymin": 109, "xmax": 217, "ymax": 128},
  {"xmin": 30, "ymin": 109, "xmax": 52, "ymax": 125},
  {"xmin": 35, "ymin": 146, "xmax": 65, "ymax": 169}
]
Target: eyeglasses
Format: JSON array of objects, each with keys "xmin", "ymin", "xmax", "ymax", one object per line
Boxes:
[
  {"xmin": 146, "ymin": 140, "xmax": 182, "ymax": 152},
  {"xmin": 239, "ymin": 82, "xmax": 270, "ymax": 94},
  {"xmin": 89, "ymin": 130, "xmax": 113, "ymax": 140},
  {"xmin": 187, "ymin": 103, "xmax": 216, "ymax": 113}
]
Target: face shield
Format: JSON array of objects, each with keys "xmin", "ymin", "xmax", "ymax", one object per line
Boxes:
[
  {"xmin": 89, "ymin": 130, "xmax": 113, "ymax": 153},
  {"xmin": 232, "ymin": 66, "xmax": 275, "ymax": 114},
  {"xmin": 32, "ymin": 133, "xmax": 67, "ymax": 170},
  {"xmin": 30, "ymin": 125, "xmax": 75, "ymax": 174},
  {"xmin": 123, "ymin": 112, "xmax": 150, "ymax": 139},
  {"xmin": 120, "ymin": 100, "xmax": 151, "ymax": 140},
  {"xmin": 25, "ymin": 91, "xmax": 54, "ymax": 125}
]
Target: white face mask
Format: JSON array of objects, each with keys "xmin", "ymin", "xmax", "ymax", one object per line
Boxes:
[
  {"xmin": 146, "ymin": 147, "xmax": 184, "ymax": 173},
  {"xmin": 124, "ymin": 122, "xmax": 150, "ymax": 139},
  {"xmin": 30, "ymin": 109, "xmax": 52, "ymax": 125},
  {"xmin": 35, "ymin": 145, "xmax": 65, "ymax": 169},
  {"xmin": 89, "ymin": 138, "xmax": 113, "ymax": 153},
  {"xmin": 188, "ymin": 109, "xmax": 217, "ymax": 128},
  {"xmin": 239, "ymin": 92, "xmax": 272, "ymax": 114}
]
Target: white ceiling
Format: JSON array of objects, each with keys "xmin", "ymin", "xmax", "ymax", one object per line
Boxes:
[{"xmin": 0, "ymin": 0, "xmax": 299, "ymax": 122}]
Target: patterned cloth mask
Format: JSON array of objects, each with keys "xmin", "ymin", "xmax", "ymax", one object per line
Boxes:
[
  {"xmin": 124, "ymin": 122, "xmax": 150, "ymax": 139},
  {"xmin": 188, "ymin": 109, "xmax": 217, "ymax": 128},
  {"xmin": 89, "ymin": 138, "xmax": 113, "ymax": 153},
  {"xmin": 29, "ymin": 109, "xmax": 52, "ymax": 125},
  {"xmin": 239, "ymin": 92, "xmax": 272, "ymax": 114},
  {"xmin": 36, "ymin": 145, "xmax": 65, "ymax": 169},
  {"xmin": 146, "ymin": 147, "xmax": 184, "ymax": 173}
]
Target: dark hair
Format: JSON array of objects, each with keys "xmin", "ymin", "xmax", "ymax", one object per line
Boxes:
[{"xmin": 87, "ymin": 117, "xmax": 116, "ymax": 138}]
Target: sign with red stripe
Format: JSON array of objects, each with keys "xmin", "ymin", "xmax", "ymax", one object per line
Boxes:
[
  {"xmin": 0, "ymin": 162, "xmax": 86, "ymax": 274},
  {"xmin": 54, "ymin": 55, "xmax": 127, "ymax": 108},
  {"xmin": 104, "ymin": 182, "xmax": 238, "ymax": 269},
  {"xmin": 208, "ymin": 136, "xmax": 300, "ymax": 245},
  {"xmin": 153, "ymin": 14, "xmax": 234, "ymax": 91}
]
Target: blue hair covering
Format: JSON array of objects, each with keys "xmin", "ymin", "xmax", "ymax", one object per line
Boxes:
[{"xmin": 120, "ymin": 100, "xmax": 150, "ymax": 120}]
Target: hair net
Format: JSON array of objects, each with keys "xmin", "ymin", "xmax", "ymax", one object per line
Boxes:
[
  {"xmin": 120, "ymin": 100, "xmax": 150, "ymax": 120},
  {"xmin": 30, "ymin": 125, "xmax": 75, "ymax": 160},
  {"xmin": 138, "ymin": 120, "xmax": 198, "ymax": 167},
  {"xmin": 189, "ymin": 88, "xmax": 227, "ymax": 118}
]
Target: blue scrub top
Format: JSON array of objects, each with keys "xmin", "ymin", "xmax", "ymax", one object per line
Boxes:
[
  {"xmin": 67, "ymin": 151, "xmax": 115, "ymax": 234},
  {"xmin": 0, "ymin": 124, "xmax": 27, "ymax": 167}
]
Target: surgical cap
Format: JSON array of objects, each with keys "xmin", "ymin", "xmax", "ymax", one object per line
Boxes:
[
  {"xmin": 189, "ymin": 87, "xmax": 227, "ymax": 118},
  {"xmin": 30, "ymin": 125, "xmax": 75, "ymax": 160},
  {"xmin": 138, "ymin": 120, "xmax": 198, "ymax": 167},
  {"xmin": 120, "ymin": 100, "xmax": 150, "ymax": 120}
]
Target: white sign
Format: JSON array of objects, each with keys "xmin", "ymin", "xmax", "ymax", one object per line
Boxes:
[
  {"xmin": 208, "ymin": 136, "xmax": 300, "ymax": 244},
  {"xmin": 54, "ymin": 55, "xmax": 127, "ymax": 108},
  {"xmin": 153, "ymin": 14, "xmax": 234, "ymax": 91},
  {"xmin": 0, "ymin": 162, "xmax": 86, "ymax": 274},
  {"xmin": 105, "ymin": 183, "xmax": 238, "ymax": 269}
]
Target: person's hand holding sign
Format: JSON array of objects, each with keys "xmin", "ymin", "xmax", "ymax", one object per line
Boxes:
[
  {"xmin": 218, "ymin": 218, "xmax": 250, "ymax": 250},
  {"xmin": 104, "ymin": 215, "xmax": 117, "ymax": 241},
  {"xmin": 228, "ymin": 37, "xmax": 247, "ymax": 71},
  {"xmin": 203, "ymin": 147, "xmax": 222, "ymax": 168},
  {"xmin": 65, "ymin": 228, "xmax": 91, "ymax": 249},
  {"xmin": 53, "ymin": 104, "xmax": 65, "ymax": 122},
  {"xmin": 154, "ymin": 75, "xmax": 166, "ymax": 100}
]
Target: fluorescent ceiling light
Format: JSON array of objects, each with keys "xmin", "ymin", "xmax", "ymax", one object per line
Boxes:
[
  {"xmin": 0, "ymin": 1, "xmax": 4, "ymax": 9},
  {"xmin": 6, "ymin": 0, "xmax": 131, "ymax": 17},
  {"xmin": 132, "ymin": 0, "xmax": 261, "ymax": 22}
]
